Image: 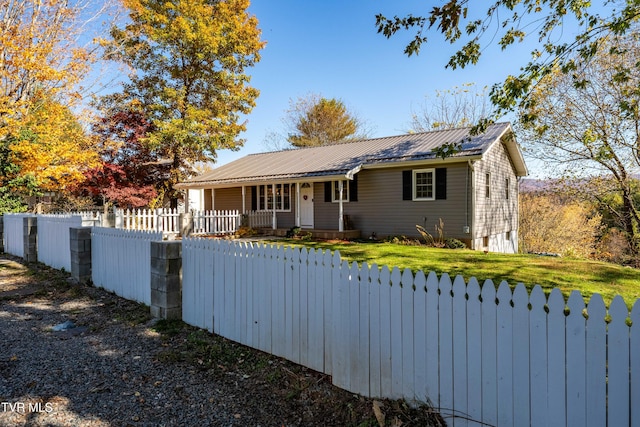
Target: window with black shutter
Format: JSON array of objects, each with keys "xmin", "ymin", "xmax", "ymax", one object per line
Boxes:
[{"xmin": 403, "ymin": 168, "xmax": 447, "ymax": 201}]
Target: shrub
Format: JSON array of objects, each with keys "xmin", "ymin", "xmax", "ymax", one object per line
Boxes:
[
  {"xmin": 235, "ymin": 226, "xmax": 257, "ymax": 238},
  {"xmin": 445, "ymin": 238, "xmax": 466, "ymax": 249},
  {"xmin": 285, "ymin": 226, "xmax": 301, "ymax": 238}
]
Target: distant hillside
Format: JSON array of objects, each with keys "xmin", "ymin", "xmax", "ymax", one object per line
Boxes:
[
  {"xmin": 519, "ymin": 178, "xmax": 554, "ymax": 193},
  {"xmin": 520, "ymin": 175, "xmax": 640, "ymax": 193}
]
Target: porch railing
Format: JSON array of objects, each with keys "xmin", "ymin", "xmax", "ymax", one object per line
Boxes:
[
  {"xmin": 192, "ymin": 210, "xmax": 240, "ymax": 235},
  {"xmin": 245, "ymin": 210, "xmax": 274, "ymax": 229},
  {"xmin": 115, "ymin": 208, "xmax": 180, "ymax": 233}
]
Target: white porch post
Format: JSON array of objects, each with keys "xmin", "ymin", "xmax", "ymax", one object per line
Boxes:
[
  {"xmin": 338, "ymin": 180, "xmax": 344, "ymax": 232},
  {"xmin": 295, "ymin": 182, "xmax": 301, "ymax": 227},
  {"xmin": 271, "ymin": 183, "xmax": 277, "ymax": 230},
  {"xmin": 211, "ymin": 189, "xmax": 215, "ymax": 211},
  {"xmin": 183, "ymin": 190, "xmax": 189, "ymax": 213},
  {"xmin": 242, "ymin": 186, "xmax": 246, "ymax": 214}
]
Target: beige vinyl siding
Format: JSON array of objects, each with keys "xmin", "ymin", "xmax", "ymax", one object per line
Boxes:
[
  {"xmin": 473, "ymin": 140, "xmax": 519, "ymax": 249},
  {"xmin": 204, "ymin": 189, "xmax": 213, "ymax": 210},
  {"xmin": 314, "ymin": 164, "xmax": 471, "ymax": 239},
  {"xmin": 211, "ymin": 187, "xmax": 243, "ymax": 211},
  {"xmin": 313, "ymin": 183, "xmax": 336, "ymax": 230}
]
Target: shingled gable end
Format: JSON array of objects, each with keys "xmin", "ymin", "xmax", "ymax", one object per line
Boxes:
[{"xmin": 178, "ymin": 122, "xmax": 528, "ymax": 253}]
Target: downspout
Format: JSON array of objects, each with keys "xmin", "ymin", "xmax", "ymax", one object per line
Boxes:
[
  {"xmin": 338, "ymin": 180, "xmax": 344, "ymax": 232},
  {"xmin": 296, "ymin": 182, "xmax": 301, "ymax": 227},
  {"xmin": 468, "ymin": 160, "xmax": 476, "ymax": 250},
  {"xmin": 342, "ymin": 164, "xmax": 362, "ymax": 233},
  {"xmin": 183, "ymin": 190, "xmax": 189, "ymax": 213},
  {"xmin": 516, "ymin": 176, "xmax": 522, "ymax": 253},
  {"xmin": 272, "ymin": 183, "xmax": 277, "ymax": 230},
  {"xmin": 242, "ymin": 186, "xmax": 246, "ymax": 214}
]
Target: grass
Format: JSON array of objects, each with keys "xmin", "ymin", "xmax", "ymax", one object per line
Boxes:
[{"xmin": 270, "ymin": 239, "xmax": 640, "ymax": 309}]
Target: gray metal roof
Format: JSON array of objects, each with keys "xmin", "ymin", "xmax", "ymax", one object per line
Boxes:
[{"xmin": 180, "ymin": 122, "xmax": 527, "ymax": 187}]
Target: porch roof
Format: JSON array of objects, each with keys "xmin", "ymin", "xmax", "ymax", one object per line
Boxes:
[{"xmin": 178, "ymin": 122, "xmax": 527, "ymax": 188}]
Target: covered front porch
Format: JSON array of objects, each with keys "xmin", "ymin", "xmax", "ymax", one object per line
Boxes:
[{"xmin": 187, "ymin": 177, "xmax": 360, "ymax": 235}]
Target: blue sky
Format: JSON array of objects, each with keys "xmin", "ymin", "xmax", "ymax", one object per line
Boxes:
[{"xmin": 216, "ymin": 0, "xmax": 542, "ymax": 172}]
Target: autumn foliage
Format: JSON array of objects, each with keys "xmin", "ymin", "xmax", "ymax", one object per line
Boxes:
[
  {"xmin": 1, "ymin": 0, "xmax": 93, "ymax": 137},
  {"xmin": 10, "ymin": 94, "xmax": 99, "ymax": 191},
  {"xmin": 287, "ymin": 96, "xmax": 360, "ymax": 147},
  {"xmin": 0, "ymin": 0, "xmax": 108, "ymax": 209},
  {"xmin": 104, "ymin": 0, "xmax": 265, "ymax": 206},
  {"xmin": 519, "ymin": 192, "xmax": 602, "ymax": 258},
  {"xmin": 78, "ymin": 108, "xmax": 168, "ymax": 208}
]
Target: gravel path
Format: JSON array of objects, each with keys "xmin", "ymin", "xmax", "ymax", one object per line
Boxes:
[{"xmin": 0, "ymin": 255, "xmax": 445, "ymax": 427}]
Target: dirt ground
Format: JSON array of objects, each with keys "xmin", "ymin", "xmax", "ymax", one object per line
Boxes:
[{"xmin": 0, "ymin": 255, "xmax": 446, "ymax": 426}]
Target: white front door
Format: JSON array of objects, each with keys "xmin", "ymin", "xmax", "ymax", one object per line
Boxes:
[{"xmin": 299, "ymin": 183, "xmax": 314, "ymax": 228}]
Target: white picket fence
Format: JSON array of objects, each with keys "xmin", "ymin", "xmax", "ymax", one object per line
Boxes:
[
  {"xmin": 37, "ymin": 214, "xmax": 85, "ymax": 271},
  {"xmin": 115, "ymin": 208, "xmax": 181, "ymax": 234},
  {"xmin": 91, "ymin": 227, "xmax": 162, "ymax": 305},
  {"xmin": 2, "ymin": 213, "xmax": 34, "ymax": 258},
  {"xmin": 245, "ymin": 210, "xmax": 273, "ymax": 228},
  {"xmin": 182, "ymin": 239, "xmax": 639, "ymax": 427},
  {"xmin": 192, "ymin": 210, "xmax": 240, "ymax": 235}
]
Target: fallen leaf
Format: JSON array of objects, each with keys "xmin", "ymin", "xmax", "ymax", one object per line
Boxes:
[{"xmin": 372, "ymin": 400, "xmax": 385, "ymax": 427}]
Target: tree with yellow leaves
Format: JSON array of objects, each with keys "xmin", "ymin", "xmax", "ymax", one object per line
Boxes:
[
  {"xmin": 103, "ymin": 0, "xmax": 264, "ymax": 207},
  {"xmin": 519, "ymin": 192, "xmax": 602, "ymax": 258},
  {"xmin": 1, "ymin": 0, "xmax": 115, "ymax": 210},
  {"xmin": 9, "ymin": 94, "xmax": 99, "ymax": 192},
  {"xmin": 0, "ymin": 0, "xmax": 98, "ymax": 136},
  {"xmin": 518, "ymin": 30, "xmax": 640, "ymax": 256}
]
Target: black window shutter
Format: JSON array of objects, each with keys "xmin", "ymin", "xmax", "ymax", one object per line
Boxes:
[
  {"xmin": 436, "ymin": 168, "xmax": 447, "ymax": 200},
  {"xmin": 348, "ymin": 175, "xmax": 358, "ymax": 202},
  {"xmin": 251, "ymin": 186, "xmax": 257, "ymax": 210},
  {"xmin": 324, "ymin": 181, "xmax": 332, "ymax": 202},
  {"xmin": 402, "ymin": 170, "xmax": 412, "ymax": 200}
]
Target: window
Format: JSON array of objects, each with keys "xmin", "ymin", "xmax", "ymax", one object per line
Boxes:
[
  {"xmin": 257, "ymin": 184, "xmax": 291, "ymax": 211},
  {"xmin": 325, "ymin": 178, "xmax": 358, "ymax": 203},
  {"xmin": 413, "ymin": 169, "xmax": 435, "ymax": 200},
  {"xmin": 403, "ymin": 168, "xmax": 446, "ymax": 201},
  {"xmin": 332, "ymin": 180, "xmax": 349, "ymax": 202},
  {"xmin": 505, "ymin": 177, "xmax": 510, "ymax": 200},
  {"xmin": 485, "ymin": 173, "xmax": 491, "ymax": 198},
  {"xmin": 506, "ymin": 230, "xmax": 512, "ymax": 241}
]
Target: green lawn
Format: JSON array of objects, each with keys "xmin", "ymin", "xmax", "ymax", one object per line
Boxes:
[{"xmin": 269, "ymin": 239, "xmax": 640, "ymax": 309}]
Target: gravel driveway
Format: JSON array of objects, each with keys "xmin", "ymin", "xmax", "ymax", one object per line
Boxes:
[{"xmin": 0, "ymin": 255, "xmax": 444, "ymax": 427}]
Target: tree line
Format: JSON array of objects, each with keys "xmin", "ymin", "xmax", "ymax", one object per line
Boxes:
[{"xmin": 1, "ymin": 0, "xmax": 638, "ymax": 265}]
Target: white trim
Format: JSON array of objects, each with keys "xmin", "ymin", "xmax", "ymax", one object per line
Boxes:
[
  {"xmin": 345, "ymin": 164, "xmax": 362, "ymax": 180},
  {"xmin": 338, "ymin": 180, "xmax": 344, "ymax": 232},
  {"xmin": 331, "ymin": 180, "xmax": 350, "ymax": 203},
  {"xmin": 505, "ymin": 177, "xmax": 510, "ymax": 200},
  {"xmin": 271, "ymin": 183, "xmax": 277, "ymax": 230},
  {"xmin": 295, "ymin": 182, "xmax": 301, "ymax": 227},
  {"xmin": 412, "ymin": 168, "xmax": 435, "ymax": 201},
  {"xmin": 299, "ymin": 182, "xmax": 314, "ymax": 229},
  {"xmin": 256, "ymin": 183, "xmax": 293, "ymax": 212},
  {"xmin": 485, "ymin": 172, "xmax": 491, "ymax": 199}
]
